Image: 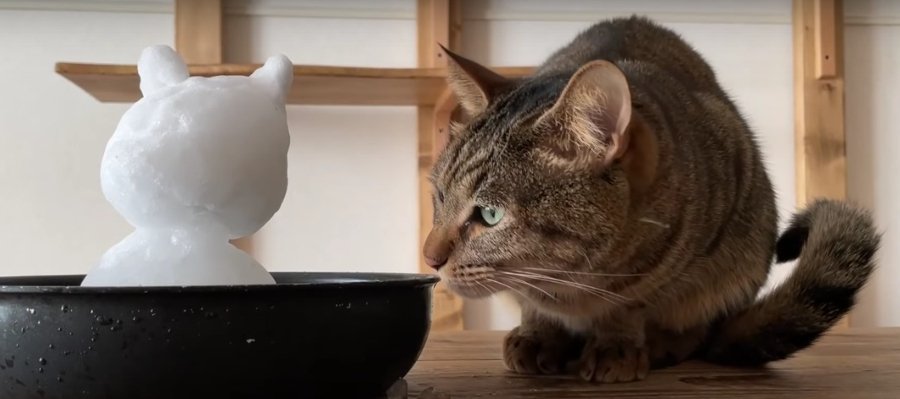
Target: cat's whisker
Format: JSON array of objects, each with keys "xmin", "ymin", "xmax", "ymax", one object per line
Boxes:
[
  {"xmin": 505, "ymin": 270, "xmax": 630, "ymax": 301},
  {"xmin": 502, "ymin": 276, "xmax": 558, "ymax": 302},
  {"xmin": 522, "ymin": 266, "xmax": 646, "ymax": 277},
  {"xmin": 473, "ymin": 280, "xmax": 495, "ymax": 297},
  {"xmin": 486, "ymin": 278, "xmax": 528, "ymax": 299},
  {"xmin": 577, "ymin": 247, "xmax": 597, "ymax": 272},
  {"xmin": 498, "ymin": 271, "xmax": 630, "ymax": 305},
  {"xmin": 639, "ymin": 217, "xmax": 671, "ymax": 229}
]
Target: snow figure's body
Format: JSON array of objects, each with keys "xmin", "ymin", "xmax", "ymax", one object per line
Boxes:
[{"xmin": 82, "ymin": 45, "xmax": 293, "ymax": 287}]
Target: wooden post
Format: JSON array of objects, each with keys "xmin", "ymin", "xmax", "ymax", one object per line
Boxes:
[
  {"xmin": 794, "ymin": 0, "xmax": 846, "ymax": 204},
  {"xmin": 793, "ymin": 0, "xmax": 848, "ymax": 325},
  {"xmin": 175, "ymin": 0, "xmax": 223, "ymax": 64},
  {"xmin": 418, "ymin": 0, "xmax": 464, "ymax": 331},
  {"xmin": 433, "ymin": 88, "xmax": 457, "ymax": 157}
]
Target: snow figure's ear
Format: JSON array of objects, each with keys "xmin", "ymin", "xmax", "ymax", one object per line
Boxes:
[
  {"xmin": 250, "ymin": 54, "xmax": 294, "ymax": 102},
  {"xmin": 137, "ymin": 45, "xmax": 189, "ymax": 97}
]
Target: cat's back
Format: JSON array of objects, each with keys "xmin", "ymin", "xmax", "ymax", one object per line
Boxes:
[{"xmin": 537, "ymin": 16, "xmax": 722, "ymax": 95}]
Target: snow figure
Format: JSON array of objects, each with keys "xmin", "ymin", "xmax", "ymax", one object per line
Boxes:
[{"xmin": 82, "ymin": 45, "xmax": 292, "ymax": 287}]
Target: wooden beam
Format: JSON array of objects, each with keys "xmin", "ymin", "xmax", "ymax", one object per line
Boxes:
[
  {"xmin": 417, "ymin": 0, "xmax": 449, "ymax": 68},
  {"xmin": 433, "ymin": 88, "xmax": 457, "ymax": 156},
  {"xmin": 175, "ymin": 0, "xmax": 223, "ymax": 64},
  {"xmin": 813, "ymin": 0, "xmax": 838, "ymax": 79},
  {"xmin": 793, "ymin": 0, "xmax": 848, "ymax": 325},
  {"xmin": 55, "ymin": 63, "xmax": 538, "ymax": 106},
  {"xmin": 417, "ymin": 0, "xmax": 462, "ymax": 68},
  {"xmin": 794, "ymin": 0, "xmax": 846, "ymax": 206},
  {"xmin": 417, "ymin": 0, "xmax": 464, "ymax": 332}
]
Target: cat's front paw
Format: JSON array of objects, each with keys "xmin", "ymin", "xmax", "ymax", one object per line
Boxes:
[
  {"xmin": 578, "ymin": 338, "xmax": 650, "ymax": 383},
  {"xmin": 503, "ymin": 326, "xmax": 572, "ymax": 375}
]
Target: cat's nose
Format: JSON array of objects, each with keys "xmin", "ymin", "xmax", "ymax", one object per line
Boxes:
[
  {"xmin": 424, "ymin": 254, "xmax": 448, "ymax": 269},
  {"xmin": 423, "ymin": 228, "xmax": 453, "ymax": 271}
]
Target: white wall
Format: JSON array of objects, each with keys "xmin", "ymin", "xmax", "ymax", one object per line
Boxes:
[
  {"xmin": 0, "ymin": 8, "xmax": 172, "ymax": 276},
  {"xmin": 0, "ymin": 0, "xmax": 897, "ymax": 330},
  {"xmin": 845, "ymin": 2, "xmax": 900, "ymax": 327},
  {"xmin": 223, "ymin": 11, "xmax": 422, "ymax": 275}
]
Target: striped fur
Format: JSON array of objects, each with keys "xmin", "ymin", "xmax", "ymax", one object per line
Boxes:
[
  {"xmin": 702, "ymin": 200, "xmax": 879, "ymax": 366},
  {"xmin": 426, "ymin": 16, "xmax": 879, "ymax": 381}
]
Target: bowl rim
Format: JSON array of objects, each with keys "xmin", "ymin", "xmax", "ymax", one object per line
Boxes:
[{"xmin": 0, "ymin": 271, "xmax": 440, "ymax": 294}]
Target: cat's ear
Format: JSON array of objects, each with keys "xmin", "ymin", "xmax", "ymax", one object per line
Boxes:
[
  {"xmin": 536, "ymin": 60, "xmax": 632, "ymax": 168},
  {"xmin": 250, "ymin": 54, "xmax": 294, "ymax": 102},
  {"xmin": 442, "ymin": 45, "xmax": 511, "ymax": 115},
  {"xmin": 138, "ymin": 45, "xmax": 189, "ymax": 97}
]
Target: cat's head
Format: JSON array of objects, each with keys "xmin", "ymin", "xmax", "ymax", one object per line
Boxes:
[
  {"xmin": 101, "ymin": 45, "xmax": 293, "ymax": 238},
  {"xmin": 424, "ymin": 49, "xmax": 658, "ymax": 301}
]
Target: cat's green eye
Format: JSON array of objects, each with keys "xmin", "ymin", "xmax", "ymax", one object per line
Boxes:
[{"xmin": 478, "ymin": 206, "xmax": 505, "ymax": 226}]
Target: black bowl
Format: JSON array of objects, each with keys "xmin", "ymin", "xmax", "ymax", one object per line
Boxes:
[{"xmin": 0, "ymin": 272, "xmax": 438, "ymax": 399}]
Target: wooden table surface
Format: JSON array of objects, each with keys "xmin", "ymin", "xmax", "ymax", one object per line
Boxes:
[{"xmin": 404, "ymin": 328, "xmax": 900, "ymax": 398}]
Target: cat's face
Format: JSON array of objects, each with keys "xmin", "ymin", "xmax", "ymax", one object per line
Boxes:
[{"xmin": 425, "ymin": 50, "xmax": 640, "ymax": 303}]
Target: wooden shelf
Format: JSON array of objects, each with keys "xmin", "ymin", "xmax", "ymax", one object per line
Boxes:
[{"xmin": 55, "ymin": 62, "xmax": 533, "ymax": 106}]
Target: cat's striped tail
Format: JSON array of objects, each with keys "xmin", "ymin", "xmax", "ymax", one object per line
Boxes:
[{"xmin": 701, "ymin": 199, "xmax": 879, "ymax": 366}]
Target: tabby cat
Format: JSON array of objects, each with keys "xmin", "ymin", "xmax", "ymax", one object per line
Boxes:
[{"xmin": 423, "ymin": 16, "xmax": 879, "ymax": 383}]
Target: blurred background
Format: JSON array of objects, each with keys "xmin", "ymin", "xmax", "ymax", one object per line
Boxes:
[{"xmin": 0, "ymin": 0, "xmax": 897, "ymax": 330}]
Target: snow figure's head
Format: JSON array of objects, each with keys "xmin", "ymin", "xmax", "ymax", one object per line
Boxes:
[{"xmin": 101, "ymin": 45, "xmax": 293, "ymax": 239}]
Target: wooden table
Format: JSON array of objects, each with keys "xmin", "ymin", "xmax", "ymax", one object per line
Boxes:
[{"xmin": 403, "ymin": 328, "xmax": 900, "ymax": 398}]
